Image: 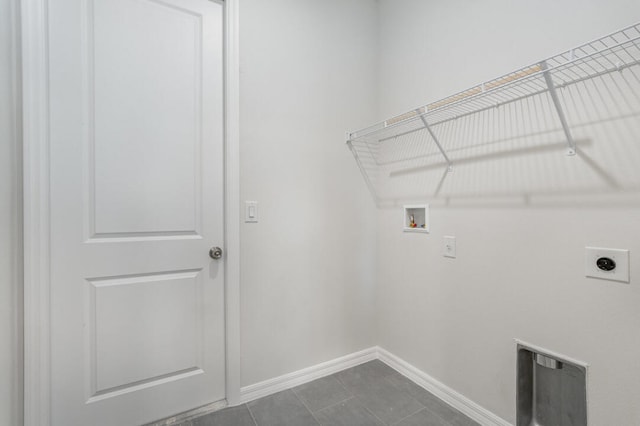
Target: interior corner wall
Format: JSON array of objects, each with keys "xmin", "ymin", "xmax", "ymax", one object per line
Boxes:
[
  {"xmin": 375, "ymin": 1, "xmax": 640, "ymax": 425},
  {"xmin": 238, "ymin": 0, "xmax": 379, "ymax": 387},
  {"xmin": 0, "ymin": 0, "xmax": 22, "ymax": 424}
]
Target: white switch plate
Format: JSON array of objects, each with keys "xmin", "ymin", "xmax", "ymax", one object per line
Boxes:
[
  {"xmin": 585, "ymin": 247, "xmax": 629, "ymax": 283},
  {"xmin": 443, "ymin": 236, "xmax": 456, "ymax": 258},
  {"xmin": 245, "ymin": 201, "xmax": 258, "ymax": 223}
]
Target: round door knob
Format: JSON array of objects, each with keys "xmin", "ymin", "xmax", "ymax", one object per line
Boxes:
[{"xmin": 209, "ymin": 247, "xmax": 223, "ymax": 260}]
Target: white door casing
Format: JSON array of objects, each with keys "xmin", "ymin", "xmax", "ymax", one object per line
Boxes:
[{"xmin": 22, "ymin": 0, "xmax": 241, "ymax": 424}]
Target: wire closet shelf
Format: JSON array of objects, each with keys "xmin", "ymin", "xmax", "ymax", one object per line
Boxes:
[{"xmin": 347, "ymin": 23, "xmax": 640, "ymax": 204}]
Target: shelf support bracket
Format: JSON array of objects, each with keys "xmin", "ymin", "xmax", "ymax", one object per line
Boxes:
[
  {"xmin": 416, "ymin": 109, "xmax": 453, "ymax": 172},
  {"xmin": 346, "ymin": 135, "xmax": 379, "ymax": 205},
  {"xmin": 540, "ymin": 61, "xmax": 577, "ymax": 156}
]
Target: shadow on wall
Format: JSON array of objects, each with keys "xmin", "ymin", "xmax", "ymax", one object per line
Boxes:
[{"xmin": 349, "ymin": 39, "xmax": 640, "ymax": 209}]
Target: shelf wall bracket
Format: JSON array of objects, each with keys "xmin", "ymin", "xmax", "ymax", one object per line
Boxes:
[
  {"xmin": 416, "ymin": 109, "xmax": 453, "ymax": 172},
  {"xmin": 346, "ymin": 134, "xmax": 379, "ymax": 205},
  {"xmin": 540, "ymin": 61, "xmax": 577, "ymax": 156}
]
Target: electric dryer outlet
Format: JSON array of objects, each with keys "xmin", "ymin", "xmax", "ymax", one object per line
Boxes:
[{"xmin": 585, "ymin": 247, "xmax": 630, "ymax": 283}]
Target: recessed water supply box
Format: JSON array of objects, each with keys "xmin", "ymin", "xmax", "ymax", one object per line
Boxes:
[
  {"xmin": 516, "ymin": 341, "xmax": 587, "ymax": 426},
  {"xmin": 403, "ymin": 204, "xmax": 429, "ymax": 233}
]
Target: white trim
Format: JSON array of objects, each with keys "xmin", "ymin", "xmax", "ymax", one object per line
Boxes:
[
  {"xmin": 377, "ymin": 347, "xmax": 512, "ymax": 426},
  {"xmin": 22, "ymin": 0, "xmax": 51, "ymax": 424},
  {"xmin": 223, "ymin": 0, "xmax": 242, "ymax": 408},
  {"xmin": 239, "ymin": 348, "xmax": 378, "ymax": 404},
  {"xmin": 9, "ymin": 0, "xmax": 24, "ymax": 425}
]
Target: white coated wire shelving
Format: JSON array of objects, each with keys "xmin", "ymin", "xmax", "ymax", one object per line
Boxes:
[{"xmin": 347, "ymin": 23, "xmax": 640, "ymax": 205}]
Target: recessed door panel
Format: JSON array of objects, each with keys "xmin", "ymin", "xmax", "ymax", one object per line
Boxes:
[
  {"xmin": 90, "ymin": 0, "xmax": 202, "ymax": 237},
  {"xmin": 88, "ymin": 270, "xmax": 203, "ymax": 396}
]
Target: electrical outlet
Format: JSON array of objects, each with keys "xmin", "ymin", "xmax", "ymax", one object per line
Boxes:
[
  {"xmin": 585, "ymin": 247, "xmax": 629, "ymax": 283},
  {"xmin": 443, "ymin": 236, "xmax": 456, "ymax": 258}
]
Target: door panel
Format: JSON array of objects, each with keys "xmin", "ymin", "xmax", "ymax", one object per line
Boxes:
[
  {"xmin": 89, "ymin": 269, "xmax": 203, "ymax": 395},
  {"xmin": 48, "ymin": 0, "xmax": 225, "ymax": 424},
  {"xmin": 91, "ymin": 0, "xmax": 202, "ymax": 236}
]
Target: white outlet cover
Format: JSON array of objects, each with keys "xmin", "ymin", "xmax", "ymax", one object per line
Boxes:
[
  {"xmin": 585, "ymin": 247, "xmax": 629, "ymax": 283},
  {"xmin": 443, "ymin": 236, "xmax": 456, "ymax": 258}
]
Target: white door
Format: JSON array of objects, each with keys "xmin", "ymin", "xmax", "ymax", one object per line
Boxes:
[{"xmin": 48, "ymin": 0, "xmax": 225, "ymax": 424}]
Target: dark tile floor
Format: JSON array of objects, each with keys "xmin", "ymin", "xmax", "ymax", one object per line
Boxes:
[{"xmin": 178, "ymin": 360, "xmax": 479, "ymax": 426}]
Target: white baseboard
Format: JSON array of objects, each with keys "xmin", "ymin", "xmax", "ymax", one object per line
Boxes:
[
  {"xmin": 377, "ymin": 347, "xmax": 512, "ymax": 426},
  {"xmin": 238, "ymin": 346, "xmax": 511, "ymax": 426},
  {"xmin": 239, "ymin": 347, "xmax": 378, "ymax": 404}
]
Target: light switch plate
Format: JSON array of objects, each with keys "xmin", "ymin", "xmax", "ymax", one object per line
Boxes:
[
  {"xmin": 443, "ymin": 236, "xmax": 456, "ymax": 258},
  {"xmin": 585, "ymin": 247, "xmax": 629, "ymax": 283},
  {"xmin": 245, "ymin": 201, "xmax": 258, "ymax": 223}
]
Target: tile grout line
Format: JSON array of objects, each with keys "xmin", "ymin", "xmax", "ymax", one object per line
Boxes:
[
  {"xmin": 312, "ymin": 395, "xmax": 356, "ymax": 416},
  {"xmin": 379, "ymin": 369, "xmax": 477, "ymax": 426},
  {"xmin": 310, "ymin": 393, "xmax": 389, "ymax": 426},
  {"xmin": 389, "ymin": 406, "xmax": 427, "ymax": 426},
  {"xmin": 244, "ymin": 402, "xmax": 260, "ymax": 426},
  {"xmin": 333, "ymin": 363, "xmax": 396, "ymax": 426},
  {"xmin": 381, "ymin": 373, "xmax": 429, "ymax": 426},
  {"xmin": 367, "ymin": 362, "xmax": 426, "ymax": 426},
  {"xmin": 331, "ymin": 373, "xmax": 352, "ymax": 396},
  {"xmin": 301, "ymin": 374, "xmax": 359, "ymax": 415},
  {"xmin": 360, "ymin": 402, "xmax": 390, "ymax": 426},
  {"xmin": 302, "ymin": 374, "xmax": 383, "ymax": 424},
  {"xmin": 290, "ymin": 389, "xmax": 321, "ymax": 425},
  {"xmin": 422, "ymin": 403, "xmax": 467, "ymax": 426},
  {"xmin": 378, "ymin": 362, "xmax": 434, "ymax": 426}
]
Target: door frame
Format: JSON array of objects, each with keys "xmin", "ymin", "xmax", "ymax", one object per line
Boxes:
[{"xmin": 21, "ymin": 0, "xmax": 241, "ymax": 423}]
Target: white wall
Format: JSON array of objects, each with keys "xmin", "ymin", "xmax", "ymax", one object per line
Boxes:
[
  {"xmin": 0, "ymin": 0, "xmax": 22, "ymax": 424},
  {"xmin": 376, "ymin": 1, "xmax": 640, "ymax": 424},
  {"xmin": 238, "ymin": 0, "xmax": 379, "ymax": 386}
]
